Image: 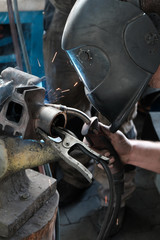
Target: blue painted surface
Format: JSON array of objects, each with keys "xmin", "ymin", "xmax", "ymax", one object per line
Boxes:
[
  {"xmin": 0, "ymin": 36, "xmax": 12, "ymax": 46},
  {"xmin": 0, "ymin": 54, "xmax": 16, "ymax": 63},
  {"xmin": 0, "ymin": 11, "xmax": 44, "ymax": 77}
]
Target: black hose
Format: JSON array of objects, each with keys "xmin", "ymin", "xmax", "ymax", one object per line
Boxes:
[
  {"xmin": 77, "ymin": 144, "xmax": 124, "ymax": 239},
  {"xmin": 100, "ymin": 166, "xmax": 124, "ymax": 240},
  {"xmin": 96, "ymin": 159, "xmax": 115, "ymax": 240},
  {"xmin": 76, "ymin": 145, "xmax": 116, "ymax": 239}
]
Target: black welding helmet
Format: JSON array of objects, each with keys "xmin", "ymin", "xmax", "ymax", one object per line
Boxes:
[{"xmin": 62, "ymin": 0, "xmax": 160, "ymax": 132}]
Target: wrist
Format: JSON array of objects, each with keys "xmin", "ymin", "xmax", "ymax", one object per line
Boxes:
[{"xmin": 121, "ymin": 140, "xmax": 135, "ymax": 165}]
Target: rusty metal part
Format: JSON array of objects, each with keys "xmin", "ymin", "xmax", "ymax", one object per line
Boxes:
[
  {"xmin": 10, "ymin": 189, "xmax": 59, "ymax": 240},
  {"xmin": 22, "ymin": 196, "xmax": 58, "ymax": 240},
  {"xmin": 140, "ymin": 0, "xmax": 160, "ymax": 15},
  {"xmin": 0, "ymin": 136, "xmax": 61, "ymax": 180}
]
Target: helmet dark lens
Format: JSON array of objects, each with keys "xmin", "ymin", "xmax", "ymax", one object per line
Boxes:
[{"xmin": 67, "ymin": 46, "xmax": 110, "ymax": 92}]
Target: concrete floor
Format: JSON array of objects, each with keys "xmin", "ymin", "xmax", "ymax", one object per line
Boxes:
[
  {"xmin": 59, "ymin": 167, "xmax": 160, "ymax": 240},
  {"xmin": 111, "ymin": 168, "xmax": 160, "ymax": 240}
]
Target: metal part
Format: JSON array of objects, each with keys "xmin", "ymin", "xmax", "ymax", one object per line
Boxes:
[
  {"xmin": 0, "ymin": 86, "xmax": 66, "ymax": 139},
  {"xmin": 7, "ymin": 0, "xmax": 23, "ymax": 70},
  {"xmin": 0, "ymin": 67, "xmax": 95, "ymax": 184},
  {"xmin": 0, "ymin": 68, "xmax": 67, "ymax": 139},
  {"xmin": 1, "ymin": 67, "xmax": 40, "ymax": 86},
  {"xmin": 13, "ymin": 0, "xmax": 32, "ymax": 74},
  {"xmin": 37, "ymin": 127, "xmax": 110, "ymax": 183},
  {"xmin": 0, "ymin": 169, "xmax": 58, "ymax": 238},
  {"xmin": 37, "ymin": 105, "xmax": 67, "ymax": 137},
  {"xmin": 51, "ymin": 104, "xmax": 91, "ymax": 124},
  {"xmin": 0, "ymin": 79, "xmax": 13, "ymax": 105},
  {"xmin": 9, "ymin": 190, "xmax": 58, "ymax": 240}
]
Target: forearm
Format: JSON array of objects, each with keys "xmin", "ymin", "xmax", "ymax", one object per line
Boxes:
[
  {"xmin": 126, "ymin": 140, "xmax": 160, "ymax": 173},
  {"xmin": 92, "ymin": 123, "xmax": 160, "ymax": 174}
]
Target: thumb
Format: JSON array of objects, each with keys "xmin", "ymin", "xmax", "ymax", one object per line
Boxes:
[{"xmin": 99, "ymin": 122, "xmax": 114, "ymax": 140}]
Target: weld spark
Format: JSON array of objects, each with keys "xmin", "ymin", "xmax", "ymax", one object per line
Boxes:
[
  {"xmin": 61, "ymin": 89, "xmax": 70, "ymax": 93},
  {"xmin": 37, "ymin": 59, "xmax": 41, "ymax": 67},
  {"xmin": 74, "ymin": 82, "xmax": 78, "ymax": 87},
  {"xmin": 52, "ymin": 52, "xmax": 57, "ymax": 63}
]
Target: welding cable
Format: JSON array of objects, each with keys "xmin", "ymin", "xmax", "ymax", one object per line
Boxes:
[
  {"xmin": 13, "ymin": 0, "xmax": 32, "ymax": 73},
  {"xmin": 96, "ymin": 159, "xmax": 116, "ymax": 240},
  {"xmin": 103, "ymin": 176, "xmax": 123, "ymax": 239},
  {"xmin": 97, "ymin": 160, "xmax": 123, "ymax": 240},
  {"xmin": 76, "ymin": 144, "xmax": 115, "ymax": 239},
  {"xmin": 7, "ymin": 0, "xmax": 23, "ymax": 70},
  {"xmin": 77, "ymin": 143, "xmax": 123, "ymax": 239}
]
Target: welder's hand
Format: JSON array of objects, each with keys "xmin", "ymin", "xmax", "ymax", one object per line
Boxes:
[
  {"xmin": 97, "ymin": 122, "xmax": 132, "ymax": 166},
  {"xmin": 82, "ymin": 117, "xmax": 131, "ymax": 174},
  {"xmin": 83, "ymin": 138, "xmax": 119, "ymax": 175}
]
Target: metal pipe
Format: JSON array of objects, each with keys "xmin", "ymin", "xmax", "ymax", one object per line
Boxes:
[
  {"xmin": 36, "ymin": 105, "xmax": 67, "ymax": 137},
  {"xmin": 13, "ymin": 0, "xmax": 32, "ymax": 73},
  {"xmin": 50, "ymin": 104, "xmax": 91, "ymax": 125},
  {"xmin": 7, "ymin": 0, "xmax": 23, "ymax": 70},
  {"xmin": 1, "ymin": 67, "xmax": 40, "ymax": 86},
  {"xmin": 0, "ymin": 136, "xmax": 61, "ymax": 181}
]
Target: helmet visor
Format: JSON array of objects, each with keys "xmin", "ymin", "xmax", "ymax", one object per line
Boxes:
[{"xmin": 66, "ymin": 46, "xmax": 110, "ymax": 92}]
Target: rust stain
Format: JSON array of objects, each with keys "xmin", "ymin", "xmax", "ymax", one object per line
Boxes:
[{"xmin": 23, "ymin": 208, "xmax": 57, "ymax": 240}]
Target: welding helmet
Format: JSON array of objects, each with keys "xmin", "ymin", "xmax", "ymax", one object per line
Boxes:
[{"xmin": 62, "ymin": 0, "xmax": 160, "ymax": 132}]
